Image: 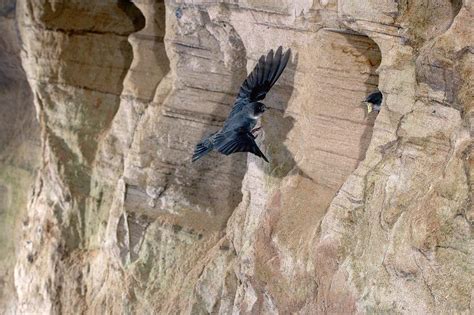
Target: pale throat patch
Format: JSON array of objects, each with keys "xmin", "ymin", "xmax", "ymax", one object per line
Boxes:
[{"xmin": 250, "ymin": 112, "xmax": 263, "ymax": 120}]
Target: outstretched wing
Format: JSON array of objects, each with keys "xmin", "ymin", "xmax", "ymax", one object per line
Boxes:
[
  {"xmin": 214, "ymin": 129, "xmax": 269, "ymax": 162},
  {"xmin": 228, "ymin": 46, "xmax": 291, "ymax": 119}
]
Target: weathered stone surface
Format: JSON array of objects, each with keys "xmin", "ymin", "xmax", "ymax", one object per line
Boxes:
[
  {"xmin": 2, "ymin": 0, "xmax": 472, "ymax": 314},
  {"xmin": 0, "ymin": 1, "xmax": 40, "ymax": 312}
]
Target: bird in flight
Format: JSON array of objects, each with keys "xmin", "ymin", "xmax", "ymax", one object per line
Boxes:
[
  {"xmin": 363, "ymin": 89, "xmax": 383, "ymax": 113},
  {"xmin": 192, "ymin": 46, "xmax": 291, "ymax": 163}
]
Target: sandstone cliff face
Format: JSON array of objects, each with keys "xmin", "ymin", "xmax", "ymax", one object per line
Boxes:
[
  {"xmin": 0, "ymin": 0, "xmax": 40, "ymax": 312},
  {"xmin": 1, "ymin": 0, "xmax": 472, "ymax": 314}
]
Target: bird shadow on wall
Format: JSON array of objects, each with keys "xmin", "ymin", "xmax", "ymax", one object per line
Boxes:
[
  {"xmin": 118, "ymin": 0, "xmax": 147, "ymax": 31},
  {"xmin": 263, "ymin": 52, "xmax": 313, "ymax": 181}
]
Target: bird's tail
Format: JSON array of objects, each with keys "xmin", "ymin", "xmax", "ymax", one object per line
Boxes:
[{"xmin": 192, "ymin": 133, "xmax": 216, "ymax": 162}]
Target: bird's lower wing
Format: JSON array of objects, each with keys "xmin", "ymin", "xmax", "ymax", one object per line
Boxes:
[{"xmin": 215, "ymin": 130, "xmax": 269, "ymax": 162}]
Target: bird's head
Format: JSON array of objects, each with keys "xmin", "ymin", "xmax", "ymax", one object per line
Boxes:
[{"xmin": 249, "ymin": 102, "xmax": 267, "ymax": 119}]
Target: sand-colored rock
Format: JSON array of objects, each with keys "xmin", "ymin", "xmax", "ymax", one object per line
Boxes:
[
  {"xmin": 1, "ymin": 0, "xmax": 472, "ymax": 314},
  {"xmin": 0, "ymin": 1, "xmax": 40, "ymax": 312}
]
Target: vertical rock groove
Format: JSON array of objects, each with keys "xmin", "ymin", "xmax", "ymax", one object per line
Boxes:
[
  {"xmin": 14, "ymin": 1, "xmax": 144, "ymax": 313},
  {"xmin": 0, "ymin": 1, "xmax": 39, "ymax": 311}
]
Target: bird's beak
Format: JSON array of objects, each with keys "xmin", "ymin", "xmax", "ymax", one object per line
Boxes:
[{"xmin": 366, "ymin": 103, "xmax": 373, "ymax": 113}]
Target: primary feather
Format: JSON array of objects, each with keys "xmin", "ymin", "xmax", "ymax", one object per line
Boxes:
[{"xmin": 228, "ymin": 46, "xmax": 291, "ymax": 119}]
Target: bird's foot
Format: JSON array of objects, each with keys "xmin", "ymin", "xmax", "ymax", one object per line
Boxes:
[
  {"xmin": 251, "ymin": 126, "xmax": 262, "ymax": 138},
  {"xmin": 251, "ymin": 126, "xmax": 262, "ymax": 134}
]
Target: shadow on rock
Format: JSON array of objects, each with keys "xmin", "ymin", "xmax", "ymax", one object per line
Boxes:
[
  {"xmin": 262, "ymin": 51, "xmax": 313, "ymax": 181},
  {"xmin": 180, "ymin": 13, "xmax": 249, "ymax": 216}
]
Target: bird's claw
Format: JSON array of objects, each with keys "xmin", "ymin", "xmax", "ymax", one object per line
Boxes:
[
  {"xmin": 251, "ymin": 126, "xmax": 262, "ymax": 134},
  {"xmin": 251, "ymin": 127, "xmax": 262, "ymax": 138}
]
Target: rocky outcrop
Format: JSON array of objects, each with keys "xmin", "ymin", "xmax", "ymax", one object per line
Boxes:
[
  {"xmin": 3, "ymin": 0, "xmax": 473, "ymax": 314},
  {"xmin": 0, "ymin": 0, "xmax": 40, "ymax": 312},
  {"xmin": 12, "ymin": 1, "xmax": 145, "ymax": 313}
]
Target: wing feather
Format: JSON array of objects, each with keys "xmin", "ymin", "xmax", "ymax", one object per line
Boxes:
[
  {"xmin": 270, "ymin": 48, "xmax": 291, "ymax": 87},
  {"xmin": 227, "ymin": 46, "xmax": 291, "ymax": 119},
  {"xmin": 216, "ymin": 130, "xmax": 269, "ymax": 162}
]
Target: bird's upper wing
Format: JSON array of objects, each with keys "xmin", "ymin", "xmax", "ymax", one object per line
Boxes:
[
  {"xmin": 214, "ymin": 129, "xmax": 269, "ymax": 162},
  {"xmin": 228, "ymin": 46, "xmax": 291, "ymax": 119}
]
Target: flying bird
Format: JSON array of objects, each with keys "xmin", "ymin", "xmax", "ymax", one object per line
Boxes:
[
  {"xmin": 363, "ymin": 89, "xmax": 383, "ymax": 113},
  {"xmin": 192, "ymin": 46, "xmax": 291, "ymax": 163}
]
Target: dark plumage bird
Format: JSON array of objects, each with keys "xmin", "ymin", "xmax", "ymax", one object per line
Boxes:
[
  {"xmin": 364, "ymin": 89, "xmax": 383, "ymax": 113},
  {"xmin": 192, "ymin": 46, "xmax": 291, "ymax": 163}
]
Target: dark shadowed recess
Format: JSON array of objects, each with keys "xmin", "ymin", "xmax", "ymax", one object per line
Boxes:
[
  {"xmin": 0, "ymin": 0, "xmax": 35, "ymax": 156},
  {"xmin": 115, "ymin": 1, "xmax": 146, "ymax": 96},
  {"xmin": 118, "ymin": 0, "xmax": 146, "ymax": 31},
  {"xmin": 0, "ymin": 0, "xmax": 15, "ymax": 16}
]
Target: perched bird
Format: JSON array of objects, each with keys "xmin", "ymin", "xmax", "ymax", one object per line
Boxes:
[
  {"xmin": 363, "ymin": 89, "xmax": 383, "ymax": 113},
  {"xmin": 192, "ymin": 46, "xmax": 291, "ymax": 163}
]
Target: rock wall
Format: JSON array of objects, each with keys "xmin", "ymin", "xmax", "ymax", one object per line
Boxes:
[
  {"xmin": 0, "ymin": 0, "xmax": 40, "ymax": 312},
  {"xmin": 3, "ymin": 0, "xmax": 473, "ymax": 314}
]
